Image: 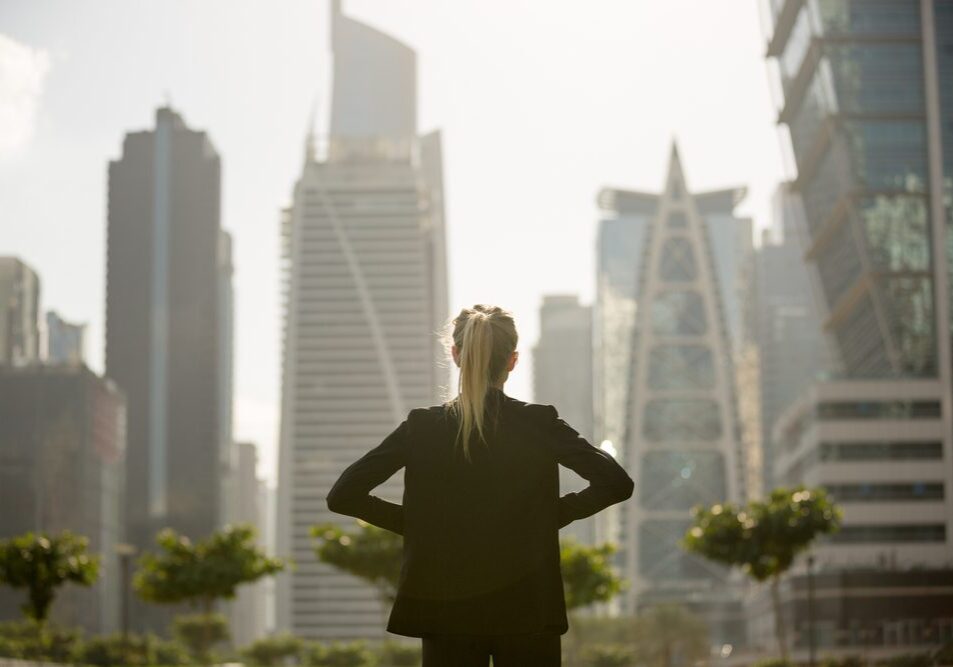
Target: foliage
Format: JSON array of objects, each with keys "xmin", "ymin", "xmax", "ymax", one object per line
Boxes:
[
  {"xmin": 379, "ymin": 640, "xmax": 421, "ymax": 666},
  {"xmin": 313, "ymin": 520, "xmax": 626, "ymax": 613},
  {"xmin": 584, "ymin": 643, "xmax": 634, "ymax": 667},
  {"xmin": 0, "ymin": 619, "xmax": 81, "ymax": 662},
  {"xmin": 560, "ymin": 538, "xmax": 626, "ymax": 611},
  {"xmin": 72, "ymin": 632, "xmax": 190, "ymax": 666},
  {"xmin": 821, "ymin": 655, "xmax": 864, "ymax": 667},
  {"xmin": 683, "ymin": 486, "xmax": 841, "ymax": 581},
  {"xmin": 631, "ymin": 605, "xmax": 709, "ymax": 667},
  {"xmin": 172, "ymin": 612, "xmax": 230, "ymax": 661},
  {"xmin": 752, "ymin": 659, "xmax": 794, "ymax": 667},
  {"xmin": 135, "ymin": 524, "xmax": 284, "ymax": 607},
  {"xmin": 312, "ymin": 522, "xmax": 402, "ymax": 601},
  {"xmin": 305, "ymin": 641, "xmax": 376, "ymax": 667},
  {"xmin": 933, "ymin": 641, "xmax": 953, "ymax": 666},
  {"xmin": 683, "ymin": 486, "xmax": 841, "ymax": 661},
  {"xmin": 0, "ymin": 531, "xmax": 100, "ymax": 623},
  {"xmin": 878, "ymin": 653, "xmax": 935, "ymax": 667},
  {"xmin": 242, "ymin": 633, "xmax": 305, "ymax": 666},
  {"xmin": 135, "ymin": 524, "xmax": 283, "ymax": 662}
]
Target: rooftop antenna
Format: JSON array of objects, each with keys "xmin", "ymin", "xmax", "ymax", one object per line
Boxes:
[{"xmin": 304, "ymin": 97, "xmax": 318, "ymax": 165}]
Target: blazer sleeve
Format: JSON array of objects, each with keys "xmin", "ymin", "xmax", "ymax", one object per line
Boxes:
[
  {"xmin": 326, "ymin": 415, "xmax": 410, "ymax": 535},
  {"xmin": 543, "ymin": 405, "xmax": 634, "ymax": 529}
]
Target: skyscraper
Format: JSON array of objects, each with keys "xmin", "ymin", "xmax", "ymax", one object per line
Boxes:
[
  {"xmin": 105, "ymin": 106, "xmax": 233, "ymax": 631},
  {"xmin": 46, "ymin": 310, "xmax": 86, "ymax": 365},
  {"xmin": 755, "ymin": 184, "xmax": 832, "ymax": 493},
  {"xmin": 621, "ymin": 147, "xmax": 748, "ymax": 644},
  {"xmin": 0, "ymin": 256, "xmax": 41, "ymax": 366},
  {"xmin": 533, "ymin": 295, "xmax": 595, "ymax": 544},
  {"xmin": 755, "ymin": 0, "xmax": 953, "ymax": 653},
  {"xmin": 0, "ymin": 365, "xmax": 126, "ymax": 635},
  {"xmin": 275, "ymin": 3, "xmax": 449, "ymax": 640},
  {"xmin": 230, "ymin": 442, "xmax": 267, "ymax": 649}
]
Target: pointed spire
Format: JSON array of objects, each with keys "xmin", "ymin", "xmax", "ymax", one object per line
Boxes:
[
  {"xmin": 304, "ymin": 101, "xmax": 317, "ymax": 165},
  {"xmin": 666, "ymin": 140, "xmax": 686, "ymax": 198}
]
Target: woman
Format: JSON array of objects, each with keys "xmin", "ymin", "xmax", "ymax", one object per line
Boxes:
[{"xmin": 327, "ymin": 304, "xmax": 634, "ymax": 666}]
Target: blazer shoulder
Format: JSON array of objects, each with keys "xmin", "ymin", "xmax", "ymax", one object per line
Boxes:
[{"xmin": 507, "ymin": 398, "xmax": 558, "ymax": 423}]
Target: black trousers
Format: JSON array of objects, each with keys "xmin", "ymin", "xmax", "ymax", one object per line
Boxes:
[{"xmin": 421, "ymin": 632, "xmax": 561, "ymax": 667}]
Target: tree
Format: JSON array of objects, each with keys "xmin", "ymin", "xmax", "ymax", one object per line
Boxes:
[
  {"xmin": 683, "ymin": 486, "xmax": 841, "ymax": 662},
  {"xmin": 313, "ymin": 521, "xmax": 626, "ymax": 613},
  {"xmin": 560, "ymin": 538, "xmax": 626, "ymax": 612},
  {"xmin": 312, "ymin": 522, "xmax": 401, "ymax": 604},
  {"xmin": 631, "ymin": 605, "xmax": 708, "ymax": 667},
  {"xmin": 134, "ymin": 524, "xmax": 284, "ymax": 662},
  {"xmin": 241, "ymin": 634, "xmax": 304, "ymax": 666},
  {"xmin": 305, "ymin": 641, "xmax": 375, "ymax": 667},
  {"xmin": 0, "ymin": 531, "xmax": 99, "ymax": 625}
]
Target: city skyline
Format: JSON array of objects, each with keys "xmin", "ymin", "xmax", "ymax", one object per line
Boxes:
[{"xmin": 0, "ymin": 0, "xmax": 786, "ymax": 485}]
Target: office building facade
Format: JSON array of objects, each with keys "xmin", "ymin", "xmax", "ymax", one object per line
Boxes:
[
  {"xmin": 0, "ymin": 257, "xmax": 41, "ymax": 366},
  {"xmin": 46, "ymin": 310, "xmax": 86, "ymax": 365},
  {"xmin": 275, "ymin": 2, "xmax": 449, "ymax": 640},
  {"xmin": 0, "ymin": 365, "xmax": 126, "ymax": 634},
  {"xmin": 105, "ymin": 106, "xmax": 233, "ymax": 631}
]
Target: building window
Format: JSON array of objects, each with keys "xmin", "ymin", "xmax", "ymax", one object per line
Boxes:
[
  {"xmin": 658, "ymin": 238, "xmax": 697, "ymax": 282},
  {"xmin": 830, "ymin": 524, "xmax": 946, "ymax": 544},
  {"xmin": 825, "ymin": 482, "xmax": 944, "ymax": 502},
  {"xmin": 815, "ymin": 400, "xmax": 941, "ymax": 420},
  {"xmin": 639, "ymin": 451, "xmax": 726, "ymax": 510},
  {"xmin": 647, "ymin": 344, "xmax": 715, "ymax": 390},
  {"xmin": 642, "ymin": 398, "xmax": 722, "ymax": 442},
  {"xmin": 667, "ymin": 211, "xmax": 688, "ymax": 229},
  {"xmin": 651, "ymin": 290, "xmax": 707, "ymax": 336},
  {"xmin": 819, "ymin": 441, "xmax": 943, "ymax": 462}
]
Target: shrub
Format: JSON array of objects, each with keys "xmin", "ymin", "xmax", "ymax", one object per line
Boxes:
[
  {"xmin": 0, "ymin": 620, "xmax": 81, "ymax": 662},
  {"xmin": 243, "ymin": 633, "xmax": 305, "ymax": 666},
  {"xmin": 753, "ymin": 659, "xmax": 795, "ymax": 667},
  {"xmin": 878, "ymin": 653, "xmax": 934, "ymax": 667},
  {"xmin": 584, "ymin": 643, "xmax": 634, "ymax": 667},
  {"xmin": 380, "ymin": 640, "xmax": 421, "ymax": 666},
  {"xmin": 821, "ymin": 655, "xmax": 864, "ymax": 667},
  {"xmin": 305, "ymin": 641, "xmax": 376, "ymax": 667}
]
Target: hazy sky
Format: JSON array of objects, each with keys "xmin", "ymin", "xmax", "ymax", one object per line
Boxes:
[{"xmin": 0, "ymin": 0, "xmax": 787, "ymax": 485}]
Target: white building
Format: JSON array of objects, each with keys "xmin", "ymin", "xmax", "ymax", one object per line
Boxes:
[
  {"xmin": 0, "ymin": 257, "xmax": 41, "ymax": 366},
  {"xmin": 275, "ymin": 1, "xmax": 449, "ymax": 640},
  {"xmin": 620, "ymin": 146, "xmax": 749, "ymax": 645}
]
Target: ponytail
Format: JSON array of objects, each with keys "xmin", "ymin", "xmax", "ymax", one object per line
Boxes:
[{"xmin": 447, "ymin": 305, "xmax": 518, "ymax": 460}]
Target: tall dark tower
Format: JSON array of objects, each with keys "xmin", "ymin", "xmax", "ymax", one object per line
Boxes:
[{"xmin": 106, "ymin": 106, "xmax": 233, "ymax": 631}]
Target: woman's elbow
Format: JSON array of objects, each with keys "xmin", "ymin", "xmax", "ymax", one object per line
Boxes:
[
  {"xmin": 616, "ymin": 476, "xmax": 635, "ymax": 502},
  {"xmin": 326, "ymin": 488, "xmax": 348, "ymax": 514}
]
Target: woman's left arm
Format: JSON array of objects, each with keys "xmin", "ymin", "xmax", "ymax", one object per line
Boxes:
[{"xmin": 326, "ymin": 418, "xmax": 409, "ymax": 535}]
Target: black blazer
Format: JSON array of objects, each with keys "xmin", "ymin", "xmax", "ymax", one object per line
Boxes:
[{"xmin": 326, "ymin": 389, "xmax": 634, "ymax": 638}]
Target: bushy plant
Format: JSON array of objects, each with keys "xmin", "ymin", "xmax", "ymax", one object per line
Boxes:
[
  {"xmin": 70, "ymin": 631, "xmax": 191, "ymax": 666},
  {"xmin": 305, "ymin": 640, "xmax": 376, "ymax": 667},
  {"xmin": 380, "ymin": 640, "xmax": 421, "ymax": 666},
  {"xmin": 584, "ymin": 643, "xmax": 634, "ymax": 667},
  {"xmin": 878, "ymin": 653, "xmax": 934, "ymax": 667},
  {"xmin": 753, "ymin": 658, "xmax": 794, "ymax": 667},
  {"xmin": 242, "ymin": 633, "xmax": 305, "ymax": 666},
  {"xmin": 821, "ymin": 655, "xmax": 864, "ymax": 667},
  {"xmin": 0, "ymin": 620, "xmax": 81, "ymax": 662}
]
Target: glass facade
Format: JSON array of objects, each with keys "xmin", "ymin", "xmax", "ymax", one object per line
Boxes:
[{"xmin": 772, "ymin": 0, "xmax": 941, "ymax": 379}]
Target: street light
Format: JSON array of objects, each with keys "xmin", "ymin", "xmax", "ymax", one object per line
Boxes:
[
  {"xmin": 115, "ymin": 543, "xmax": 137, "ymax": 663},
  {"xmin": 807, "ymin": 554, "xmax": 816, "ymax": 667}
]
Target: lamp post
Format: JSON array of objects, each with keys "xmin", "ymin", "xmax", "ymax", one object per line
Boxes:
[
  {"xmin": 807, "ymin": 554, "xmax": 816, "ymax": 667},
  {"xmin": 115, "ymin": 543, "xmax": 137, "ymax": 663}
]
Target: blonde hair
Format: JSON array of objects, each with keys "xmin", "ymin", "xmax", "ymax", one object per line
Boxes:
[{"xmin": 446, "ymin": 305, "xmax": 518, "ymax": 460}]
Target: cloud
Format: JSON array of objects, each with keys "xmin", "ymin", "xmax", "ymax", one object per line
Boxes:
[{"xmin": 0, "ymin": 33, "xmax": 51, "ymax": 158}]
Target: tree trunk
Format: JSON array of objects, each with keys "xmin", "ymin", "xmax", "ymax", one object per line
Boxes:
[{"xmin": 771, "ymin": 576, "xmax": 789, "ymax": 663}]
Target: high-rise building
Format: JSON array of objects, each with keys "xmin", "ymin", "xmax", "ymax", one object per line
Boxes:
[
  {"xmin": 620, "ymin": 147, "xmax": 748, "ymax": 644},
  {"xmin": 755, "ymin": 184, "xmax": 833, "ymax": 493},
  {"xmin": 105, "ymin": 106, "xmax": 233, "ymax": 631},
  {"xmin": 275, "ymin": 3, "xmax": 449, "ymax": 640},
  {"xmin": 533, "ymin": 295, "xmax": 595, "ymax": 544},
  {"xmin": 757, "ymin": 0, "xmax": 953, "ymax": 655},
  {"xmin": 0, "ymin": 257, "xmax": 41, "ymax": 366},
  {"xmin": 0, "ymin": 365, "xmax": 126, "ymax": 634},
  {"xmin": 230, "ymin": 443, "xmax": 267, "ymax": 649},
  {"xmin": 46, "ymin": 310, "xmax": 86, "ymax": 365}
]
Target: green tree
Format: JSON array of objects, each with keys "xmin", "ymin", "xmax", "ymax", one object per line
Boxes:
[
  {"xmin": 0, "ymin": 531, "xmax": 99, "ymax": 625},
  {"xmin": 134, "ymin": 524, "xmax": 284, "ymax": 662},
  {"xmin": 379, "ymin": 640, "xmax": 421, "ymax": 666},
  {"xmin": 313, "ymin": 522, "xmax": 626, "ymax": 612},
  {"xmin": 632, "ymin": 605, "xmax": 708, "ymax": 667},
  {"xmin": 683, "ymin": 486, "xmax": 841, "ymax": 662},
  {"xmin": 242, "ymin": 633, "xmax": 304, "ymax": 666},
  {"xmin": 584, "ymin": 644, "xmax": 634, "ymax": 667}
]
